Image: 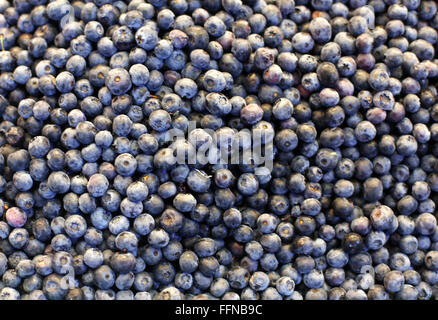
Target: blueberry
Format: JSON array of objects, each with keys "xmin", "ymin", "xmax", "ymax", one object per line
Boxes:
[
  {"xmin": 105, "ymin": 68, "xmax": 132, "ymax": 96},
  {"xmin": 174, "ymin": 78, "xmax": 198, "ymax": 99},
  {"xmin": 202, "ymin": 70, "xmax": 226, "ymax": 93},
  {"xmin": 148, "ymin": 110, "xmax": 171, "ymax": 133},
  {"xmin": 1, "ymin": 0, "xmax": 438, "ymax": 301}
]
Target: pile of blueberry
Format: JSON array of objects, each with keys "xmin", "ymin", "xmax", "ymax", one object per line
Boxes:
[{"xmin": 0, "ymin": 0, "xmax": 437, "ymax": 300}]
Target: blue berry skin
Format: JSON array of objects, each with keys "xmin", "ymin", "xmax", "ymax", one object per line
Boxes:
[
  {"xmin": 105, "ymin": 68, "xmax": 132, "ymax": 96},
  {"xmin": 129, "ymin": 64, "xmax": 150, "ymax": 87},
  {"xmin": 174, "ymin": 78, "xmax": 198, "ymax": 99},
  {"xmin": 0, "ymin": 0, "xmax": 437, "ymax": 301}
]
